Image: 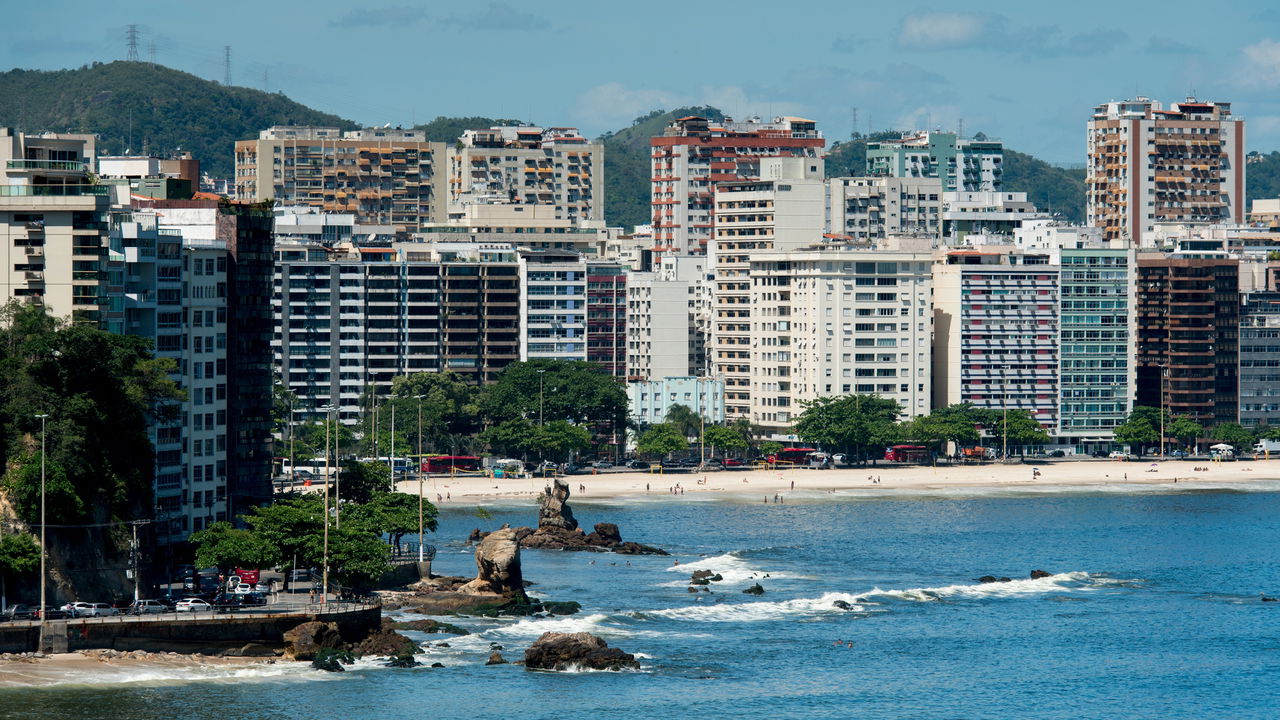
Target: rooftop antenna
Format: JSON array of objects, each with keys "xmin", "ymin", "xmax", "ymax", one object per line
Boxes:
[
  {"xmin": 223, "ymin": 45, "xmax": 231, "ymax": 86},
  {"xmin": 851, "ymin": 107, "xmax": 858, "ymax": 139},
  {"xmin": 126, "ymin": 24, "xmax": 140, "ymax": 61}
]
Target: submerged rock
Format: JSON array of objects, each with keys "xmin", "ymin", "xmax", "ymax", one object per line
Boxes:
[
  {"xmin": 486, "ymin": 651, "xmax": 508, "ymax": 665},
  {"xmin": 743, "ymin": 583, "xmax": 765, "ymax": 595},
  {"xmin": 523, "ymin": 632, "xmax": 639, "ymax": 672},
  {"xmin": 1029, "ymin": 569, "xmax": 1052, "ymax": 580},
  {"xmin": 311, "ymin": 647, "xmax": 354, "ymax": 672},
  {"xmin": 832, "ymin": 600, "xmax": 853, "ymax": 610},
  {"xmin": 392, "ymin": 619, "xmax": 471, "ymax": 635},
  {"xmin": 977, "ymin": 575, "xmax": 1013, "ymax": 584}
]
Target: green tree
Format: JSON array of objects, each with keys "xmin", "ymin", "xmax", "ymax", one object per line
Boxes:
[
  {"xmin": 190, "ymin": 521, "xmax": 280, "ymax": 577},
  {"xmin": 1209, "ymin": 422, "xmax": 1252, "ymax": 450},
  {"xmin": 2, "ymin": 455, "xmax": 84, "ymax": 524},
  {"xmin": 990, "ymin": 410, "xmax": 1051, "ymax": 454},
  {"xmin": 388, "ymin": 371, "xmax": 481, "ymax": 455},
  {"xmin": 905, "ymin": 403, "xmax": 995, "ymax": 456},
  {"xmin": 240, "ymin": 495, "xmax": 392, "ymax": 591},
  {"xmin": 343, "ymin": 492, "xmax": 434, "ymax": 553},
  {"xmin": 0, "ymin": 533, "xmax": 40, "ymax": 589},
  {"xmin": 478, "ymin": 360, "xmax": 627, "ymax": 433},
  {"xmin": 636, "ymin": 423, "xmax": 689, "ymax": 458},
  {"xmin": 664, "ymin": 404, "xmax": 703, "ymax": 439},
  {"xmin": 529, "ymin": 420, "xmax": 592, "ymax": 461},
  {"xmin": 1113, "ymin": 406, "xmax": 1164, "ymax": 454},
  {"xmin": 701, "ymin": 425, "xmax": 749, "ymax": 456},
  {"xmin": 340, "ymin": 460, "xmax": 392, "ymax": 504},
  {"xmin": 1166, "ymin": 416, "xmax": 1203, "ymax": 450},
  {"xmin": 759, "ymin": 441, "xmax": 783, "ymax": 458},
  {"xmin": 792, "ymin": 395, "xmax": 903, "ymax": 463},
  {"xmin": 290, "ymin": 421, "xmax": 356, "ymax": 463},
  {"xmin": 479, "ymin": 418, "xmax": 537, "ymax": 458}
]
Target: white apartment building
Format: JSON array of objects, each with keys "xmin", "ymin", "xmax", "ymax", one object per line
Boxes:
[
  {"xmin": 0, "ymin": 128, "xmax": 109, "ymax": 323},
  {"xmin": 273, "ymin": 205, "xmax": 395, "ymax": 246},
  {"xmin": 748, "ymin": 239, "xmax": 935, "ymax": 437},
  {"xmin": 1014, "ymin": 218, "xmax": 1105, "ymax": 252},
  {"xmin": 626, "ymin": 254, "xmax": 710, "ymax": 381},
  {"xmin": 518, "ymin": 249, "xmax": 588, "ymax": 362},
  {"xmin": 942, "ymin": 191, "xmax": 1046, "ymax": 241},
  {"xmin": 418, "ymin": 204, "xmax": 608, "ymax": 257},
  {"xmin": 652, "ymin": 115, "xmax": 825, "ymax": 254},
  {"xmin": 866, "ymin": 131, "xmax": 1004, "ymax": 192},
  {"xmin": 451, "ymin": 126, "xmax": 602, "ymax": 223},
  {"xmin": 1087, "ymin": 97, "xmax": 1244, "ymax": 246},
  {"xmin": 827, "ymin": 176, "xmax": 942, "ymax": 242},
  {"xmin": 712, "ymin": 157, "xmax": 826, "ymax": 420}
]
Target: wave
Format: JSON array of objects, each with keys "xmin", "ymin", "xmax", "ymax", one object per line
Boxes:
[
  {"xmin": 0, "ymin": 659, "xmax": 324, "ymax": 689},
  {"xmin": 487, "ymin": 613, "xmax": 616, "ymax": 638},
  {"xmin": 642, "ymin": 572, "xmax": 1125, "ymax": 623},
  {"xmin": 664, "ymin": 552, "xmax": 807, "ymax": 586}
]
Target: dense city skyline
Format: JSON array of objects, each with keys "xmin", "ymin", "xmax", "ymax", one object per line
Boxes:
[{"xmin": 4, "ymin": 1, "xmax": 1280, "ymax": 163}]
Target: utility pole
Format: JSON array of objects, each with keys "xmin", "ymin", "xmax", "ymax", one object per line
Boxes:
[
  {"xmin": 223, "ymin": 45, "xmax": 231, "ymax": 86},
  {"xmin": 126, "ymin": 25, "xmax": 140, "ymax": 62},
  {"xmin": 131, "ymin": 522, "xmax": 140, "ymax": 603},
  {"xmin": 416, "ymin": 395, "xmax": 425, "ymax": 564},
  {"xmin": 333, "ymin": 409, "xmax": 341, "ymax": 529},
  {"xmin": 148, "ymin": 41, "xmax": 156, "ymax": 64},
  {"xmin": 537, "ymin": 370, "xmax": 546, "ymax": 426},
  {"xmin": 321, "ymin": 405, "xmax": 332, "ymax": 604},
  {"xmin": 35, "ymin": 413, "xmax": 48, "ymax": 655},
  {"xmin": 1160, "ymin": 364, "xmax": 1167, "ymax": 458},
  {"xmin": 389, "ymin": 402, "xmax": 396, "ymax": 491}
]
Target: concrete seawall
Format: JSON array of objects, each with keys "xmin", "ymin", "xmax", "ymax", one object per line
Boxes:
[{"xmin": 0, "ymin": 604, "xmax": 381, "ymax": 655}]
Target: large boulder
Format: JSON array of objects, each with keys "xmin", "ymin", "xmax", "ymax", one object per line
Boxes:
[
  {"xmin": 523, "ymin": 632, "xmax": 639, "ymax": 672},
  {"xmin": 349, "ymin": 618, "xmax": 419, "ymax": 657},
  {"xmin": 538, "ymin": 479, "xmax": 579, "ymax": 531},
  {"xmin": 1029, "ymin": 569, "xmax": 1052, "ymax": 580},
  {"xmin": 521, "ymin": 525, "xmax": 590, "ymax": 551},
  {"xmin": 584, "ymin": 522, "xmax": 622, "ymax": 547},
  {"xmin": 458, "ymin": 528, "xmax": 526, "ymax": 597},
  {"xmin": 282, "ymin": 621, "xmax": 343, "ymax": 661}
]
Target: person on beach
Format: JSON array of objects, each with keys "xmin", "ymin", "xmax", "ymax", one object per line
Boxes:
[{"xmin": 791, "ymin": 480, "xmax": 795, "ymax": 490}]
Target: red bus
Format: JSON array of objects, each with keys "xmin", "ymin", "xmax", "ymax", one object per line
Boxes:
[
  {"xmin": 884, "ymin": 445, "xmax": 930, "ymax": 463},
  {"xmin": 422, "ymin": 455, "xmax": 482, "ymax": 473},
  {"xmin": 768, "ymin": 447, "xmax": 818, "ymax": 466}
]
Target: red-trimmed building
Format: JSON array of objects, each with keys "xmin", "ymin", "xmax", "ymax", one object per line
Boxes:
[{"xmin": 650, "ymin": 116, "xmax": 824, "ymax": 255}]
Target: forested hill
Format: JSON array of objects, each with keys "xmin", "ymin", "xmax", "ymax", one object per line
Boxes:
[{"xmin": 0, "ymin": 61, "xmax": 355, "ymax": 177}]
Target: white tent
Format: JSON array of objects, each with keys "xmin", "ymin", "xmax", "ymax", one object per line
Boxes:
[{"xmin": 1209, "ymin": 443, "xmax": 1233, "ymax": 451}]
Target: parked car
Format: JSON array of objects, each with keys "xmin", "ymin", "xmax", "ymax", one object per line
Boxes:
[
  {"xmin": 678, "ymin": 458, "xmax": 699, "ymax": 467},
  {"xmin": 130, "ymin": 599, "xmax": 169, "ymax": 615},
  {"xmin": 626, "ymin": 459, "xmax": 650, "ymax": 470},
  {"xmin": 3, "ymin": 605, "xmax": 35, "ymax": 621},
  {"xmin": 659, "ymin": 459, "xmax": 684, "ymax": 469},
  {"xmin": 70, "ymin": 602, "xmax": 119, "ymax": 618},
  {"xmin": 1169, "ymin": 449, "xmax": 1189, "ymax": 459},
  {"xmin": 33, "ymin": 606, "xmax": 67, "ymax": 620},
  {"xmin": 289, "ymin": 568, "xmax": 314, "ymax": 582},
  {"xmin": 1108, "ymin": 451, "xmax": 1130, "ymax": 459},
  {"xmin": 1048, "ymin": 450, "xmax": 1066, "ymax": 458},
  {"xmin": 239, "ymin": 592, "xmax": 268, "ymax": 607},
  {"xmin": 174, "ymin": 597, "xmax": 213, "ymax": 613},
  {"xmin": 591, "ymin": 460, "xmax": 614, "ymax": 469},
  {"xmin": 701, "ymin": 460, "xmax": 724, "ymax": 471}
]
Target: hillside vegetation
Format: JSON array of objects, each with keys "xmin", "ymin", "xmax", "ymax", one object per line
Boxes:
[{"xmin": 0, "ymin": 61, "xmax": 354, "ymax": 177}]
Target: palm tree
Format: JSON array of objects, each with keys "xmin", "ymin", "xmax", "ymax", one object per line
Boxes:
[{"xmin": 664, "ymin": 403, "xmax": 702, "ymax": 440}]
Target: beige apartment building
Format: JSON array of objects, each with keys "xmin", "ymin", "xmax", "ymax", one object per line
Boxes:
[
  {"xmin": 1087, "ymin": 97, "xmax": 1244, "ymax": 245},
  {"xmin": 749, "ymin": 239, "xmax": 934, "ymax": 438},
  {"xmin": 234, "ymin": 126, "xmax": 448, "ymax": 236},
  {"xmin": 827, "ymin": 176, "xmax": 942, "ymax": 242},
  {"xmin": 711, "ymin": 157, "xmax": 826, "ymax": 420},
  {"xmin": 0, "ymin": 128, "xmax": 109, "ymax": 323},
  {"xmin": 450, "ymin": 126, "xmax": 602, "ymax": 224}
]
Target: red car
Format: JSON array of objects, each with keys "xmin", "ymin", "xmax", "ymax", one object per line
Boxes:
[{"xmin": 718, "ymin": 458, "xmax": 745, "ymax": 467}]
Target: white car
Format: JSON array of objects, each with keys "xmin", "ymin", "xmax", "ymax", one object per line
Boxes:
[
  {"xmin": 1108, "ymin": 451, "xmax": 1129, "ymax": 459},
  {"xmin": 70, "ymin": 602, "xmax": 119, "ymax": 618},
  {"xmin": 174, "ymin": 597, "xmax": 213, "ymax": 612}
]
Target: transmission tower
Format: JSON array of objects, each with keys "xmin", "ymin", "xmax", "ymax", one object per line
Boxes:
[
  {"xmin": 126, "ymin": 25, "xmax": 140, "ymax": 61},
  {"xmin": 148, "ymin": 41, "xmax": 156, "ymax": 64},
  {"xmin": 223, "ymin": 46, "xmax": 231, "ymax": 85}
]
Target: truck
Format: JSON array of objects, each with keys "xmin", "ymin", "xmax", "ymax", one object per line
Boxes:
[{"xmin": 1254, "ymin": 439, "xmax": 1280, "ymax": 456}]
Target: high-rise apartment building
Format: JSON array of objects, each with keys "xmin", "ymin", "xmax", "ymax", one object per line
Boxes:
[
  {"xmin": 518, "ymin": 250, "xmax": 589, "ymax": 362},
  {"xmin": 625, "ymin": 255, "xmax": 709, "ymax": 382},
  {"xmin": 234, "ymin": 126, "xmax": 448, "ymax": 237},
  {"xmin": 1135, "ymin": 250, "xmax": 1239, "ymax": 427},
  {"xmin": 651, "ymin": 116, "xmax": 824, "ymax": 254},
  {"xmin": 941, "ymin": 191, "xmax": 1045, "ymax": 240},
  {"xmin": 711, "ymin": 158, "xmax": 826, "ymax": 420},
  {"xmin": 450, "ymin": 126, "xmax": 601, "ymax": 223},
  {"xmin": 826, "ymin": 176, "xmax": 942, "ymax": 242},
  {"xmin": 933, "ymin": 249, "xmax": 1061, "ymax": 432},
  {"xmin": 1239, "ymin": 291, "xmax": 1280, "ymax": 429},
  {"xmin": 866, "ymin": 131, "xmax": 1003, "ymax": 192},
  {"xmin": 586, "ymin": 262, "xmax": 627, "ymax": 379},
  {"xmin": 749, "ymin": 240, "xmax": 935, "ymax": 437},
  {"xmin": 1087, "ymin": 98, "xmax": 1245, "ymax": 245},
  {"xmin": 0, "ymin": 128, "xmax": 110, "ymax": 323}
]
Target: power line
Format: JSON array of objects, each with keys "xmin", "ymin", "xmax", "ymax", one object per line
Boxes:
[{"xmin": 126, "ymin": 24, "xmax": 140, "ymax": 62}]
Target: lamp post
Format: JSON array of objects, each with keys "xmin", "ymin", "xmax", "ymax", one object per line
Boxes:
[
  {"xmin": 415, "ymin": 394, "xmax": 426, "ymax": 563},
  {"xmin": 389, "ymin": 401, "xmax": 396, "ymax": 491},
  {"xmin": 34, "ymin": 413, "xmax": 48, "ymax": 654},
  {"xmin": 320, "ymin": 404, "xmax": 333, "ymax": 604},
  {"xmin": 288, "ymin": 394, "xmax": 295, "ymax": 488},
  {"xmin": 1159, "ymin": 363, "xmax": 1168, "ymax": 458}
]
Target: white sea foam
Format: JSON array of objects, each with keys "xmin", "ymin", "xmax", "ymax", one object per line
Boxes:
[
  {"xmin": 663, "ymin": 551, "xmax": 807, "ymax": 586},
  {"xmin": 488, "ymin": 613, "xmax": 616, "ymax": 638},
  {"xmin": 643, "ymin": 572, "xmax": 1118, "ymax": 623},
  {"xmin": 0, "ymin": 660, "xmax": 324, "ymax": 689}
]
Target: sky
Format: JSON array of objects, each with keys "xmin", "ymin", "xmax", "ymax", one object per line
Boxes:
[{"xmin": 5, "ymin": 0, "xmax": 1280, "ymax": 163}]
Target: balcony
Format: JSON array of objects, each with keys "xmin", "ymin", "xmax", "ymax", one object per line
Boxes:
[
  {"xmin": 6, "ymin": 159, "xmax": 87, "ymax": 173},
  {"xmin": 0, "ymin": 184, "xmax": 109, "ymax": 197}
]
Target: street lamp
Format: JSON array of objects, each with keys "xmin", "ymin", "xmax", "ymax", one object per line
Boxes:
[
  {"xmin": 319, "ymin": 404, "xmax": 334, "ymax": 604},
  {"xmin": 1159, "ymin": 363, "xmax": 1168, "ymax": 458},
  {"xmin": 415, "ymin": 394, "xmax": 426, "ymax": 564},
  {"xmin": 34, "ymin": 413, "xmax": 48, "ymax": 654}
]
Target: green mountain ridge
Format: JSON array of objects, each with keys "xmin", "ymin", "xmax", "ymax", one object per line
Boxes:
[{"xmin": 4, "ymin": 62, "xmax": 1272, "ymax": 226}]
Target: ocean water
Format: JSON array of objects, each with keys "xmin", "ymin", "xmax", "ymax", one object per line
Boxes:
[{"xmin": 4, "ymin": 485, "xmax": 1280, "ymax": 720}]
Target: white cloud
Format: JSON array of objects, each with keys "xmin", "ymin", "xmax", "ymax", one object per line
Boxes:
[
  {"xmin": 1242, "ymin": 39, "xmax": 1280, "ymax": 87},
  {"xmin": 899, "ymin": 12, "xmax": 990, "ymax": 49}
]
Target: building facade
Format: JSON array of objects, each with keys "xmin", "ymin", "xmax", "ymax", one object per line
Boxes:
[
  {"xmin": 626, "ymin": 376, "xmax": 725, "ymax": 427},
  {"xmin": 450, "ymin": 126, "xmax": 601, "ymax": 223},
  {"xmin": 711, "ymin": 158, "xmax": 826, "ymax": 420},
  {"xmin": 1134, "ymin": 251, "xmax": 1239, "ymax": 428},
  {"xmin": 866, "ymin": 131, "xmax": 1003, "ymax": 192},
  {"xmin": 585, "ymin": 262, "xmax": 627, "ymax": 379},
  {"xmin": 234, "ymin": 126, "xmax": 448, "ymax": 237},
  {"xmin": 1239, "ymin": 291, "xmax": 1280, "ymax": 428},
  {"xmin": 749, "ymin": 241, "xmax": 935, "ymax": 438},
  {"xmin": 826, "ymin": 176, "xmax": 942, "ymax": 242},
  {"xmin": 651, "ymin": 116, "xmax": 824, "ymax": 254},
  {"xmin": 1087, "ymin": 98, "xmax": 1245, "ymax": 245}
]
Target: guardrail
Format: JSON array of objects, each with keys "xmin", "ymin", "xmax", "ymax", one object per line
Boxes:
[{"xmin": 0, "ymin": 599, "xmax": 380, "ymax": 628}]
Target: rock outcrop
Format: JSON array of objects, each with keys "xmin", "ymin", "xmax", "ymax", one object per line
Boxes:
[
  {"xmin": 348, "ymin": 618, "xmax": 419, "ymax": 657},
  {"xmin": 521, "ymin": 521, "xmax": 667, "ymax": 555},
  {"xmin": 282, "ymin": 621, "xmax": 343, "ymax": 661},
  {"xmin": 523, "ymin": 632, "xmax": 639, "ymax": 672},
  {"xmin": 1029, "ymin": 569, "xmax": 1052, "ymax": 580},
  {"xmin": 977, "ymin": 575, "xmax": 1013, "ymax": 583},
  {"xmin": 458, "ymin": 528, "xmax": 526, "ymax": 598},
  {"xmin": 539, "ymin": 479, "xmax": 578, "ymax": 531},
  {"xmin": 743, "ymin": 583, "xmax": 765, "ymax": 595}
]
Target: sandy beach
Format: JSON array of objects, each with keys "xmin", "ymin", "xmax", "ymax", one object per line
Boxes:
[
  {"xmin": 395, "ymin": 458, "xmax": 1280, "ymax": 504},
  {"xmin": 0, "ymin": 650, "xmax": 282, "ymax": 687}
]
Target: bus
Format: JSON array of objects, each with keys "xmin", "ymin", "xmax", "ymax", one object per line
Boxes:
[
  {"xmin": 884, "ymin": 445, "xmax": 930, "ymax": 463},
  {"xmin": 423, "ymin": 455, "xmax": 482, "ymax": 474},
  {"xmin": 767, "ymin": 447, "xmax": 818, "ymax": 466}
]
